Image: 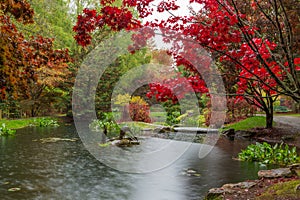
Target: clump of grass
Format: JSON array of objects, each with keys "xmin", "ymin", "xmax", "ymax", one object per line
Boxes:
[
  {"xmin": 33, "ymin": 117, "xmax": 59, "ymax": 127},
  {"xmin": 0, "ymin": 123, "xmax": 16, "ymax": 136}
]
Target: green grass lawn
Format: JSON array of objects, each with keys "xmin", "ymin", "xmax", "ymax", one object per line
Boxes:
[
  {"xmin": 0, "ymin": 116, "xmax": 57, "ymax": 130},
  {"xmin": 149, "ymin": 111, "xmax": 167, "ymax": 122},
  {"xmin": 0, "ymin": 118, "xmax": 35, "ymax": 129},
  {"xmin": 223, "ymin": 116, "xmax": 268, "ymax": 131},
  {"xmin": 150, "ymin": 112, "xmax": 167, "ymax": 117}
]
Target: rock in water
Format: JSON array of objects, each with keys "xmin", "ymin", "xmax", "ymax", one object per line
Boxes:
[{"xmin": 111, "ymin": 138, "xmax": 140, "ymax": 147}]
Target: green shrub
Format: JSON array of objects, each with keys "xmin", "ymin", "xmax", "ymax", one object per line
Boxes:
[
  {"xmin": 90, "ymin": 112, "xmax": 120, "ymax": 137},
  {"xmin": 0, "ymin": 123, "xmax": 16, "ymax": 136},
  {"xmin": 33, "ymin": 118, "xmax": 59, "ymax": 127},
  {"xmin": 238, "ymin": 142, "xmax": 300, "ymax": 165},
  {"xmin": 161, "ymin": 102, "xmax": 181, "ymax": 125},
  {"xmin": 167, "ymin": 111, "xmax": 181, "ymax": 125},
  {"xmin": 176, "ymin": 111, "xmax": 202, "ymax": 126},
  {"xmin": 198, "ymin": 115, "xmax": 206, "ymax": 127},
  {"xmin": 89, "ymin": 119, "xmax": 120, "ymax": 135}
]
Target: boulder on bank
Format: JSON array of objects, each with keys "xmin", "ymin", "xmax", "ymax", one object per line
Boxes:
[
  {"xmin": 205, "ymin": 166, "xmax": 299, "ymax": 199},
  {"xmin": 222, "ymin": 128, "xmax": 235, "ymax": 137},
  {"xmin": 221, "ymin": 128, "xmax": 255, "ymax": 140},
  {"xmin": 289, "ymin": 163, "xmax": 300, "ymax": 177},
  {"xmin": 258, "ymin": 168, "xmax": 293, "ymax": 178},
  {"xmin": 222, "ymin": 181, "xmax": 257, "ymax": 190},
  {"xmin": 205, "ymin": 181, "xmax": 257, "ymax": 200},
  {"xmin": 205, "ymin": 188, "xmax": 225, "ymax": 200}
]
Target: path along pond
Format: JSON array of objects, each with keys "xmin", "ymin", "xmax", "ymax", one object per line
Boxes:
[{"xmin": 0, "ymin": 124, "xmax": 274, "ymax": 200}]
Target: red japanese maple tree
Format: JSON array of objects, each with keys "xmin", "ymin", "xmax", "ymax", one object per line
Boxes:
[{"xmin": 73, "ymin": 0, "xmax": 300, "ymax": 128}]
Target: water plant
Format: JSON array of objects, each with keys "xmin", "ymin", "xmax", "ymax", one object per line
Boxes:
[
  {"xmin": 0, "ymin": 123, "xmax": 16, "ymax": 136},
  {"xmin": 33, "ymin": 117, "xmax": 59, "ymax": 127},
  {"xmin": 238, "ymin": 142, "xmax": 300, "ymax": 165}
]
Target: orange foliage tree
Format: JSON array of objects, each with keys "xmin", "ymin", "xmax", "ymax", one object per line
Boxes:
[{"xmin": 0, "ymin": 0, "xmax": 71, "ymax": 117}]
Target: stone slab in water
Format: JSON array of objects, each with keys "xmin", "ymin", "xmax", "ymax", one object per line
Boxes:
[{"xmin": 174, "ymin": 127, "xmax": 219, "ymax": 133}]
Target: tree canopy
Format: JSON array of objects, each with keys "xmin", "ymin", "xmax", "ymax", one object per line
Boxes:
[
  {"xmin": 73, "ymin": 0, "xmax": 300, "ymax": 128},
  {"xmin": 0, "ymin": 0, "xmax": 71, "ymax": 116}
]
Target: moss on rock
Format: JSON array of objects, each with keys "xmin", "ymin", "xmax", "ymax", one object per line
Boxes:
[{"xmin": 256, "ymin": 180, "xmax": 300, "ymax": 200}]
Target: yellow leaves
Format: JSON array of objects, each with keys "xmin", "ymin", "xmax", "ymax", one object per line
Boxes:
[
  {"xmin": 113, "ymin": 94, "xmax": 149, "ymax": 107},
  {"xmin": 113, "ymin": 94, "xmax": 131, "ymax": 106},
  {"xmin": 35, "ymin": 63, "xmax": 70, "ymax": 87},
  {"xmin": 130, "ymin": 96, "xmax": 148, "ymax": 106}
]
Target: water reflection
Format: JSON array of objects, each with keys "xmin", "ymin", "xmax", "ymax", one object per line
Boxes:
[{"xmin": 0, "ymin": 125, "xmax": 262, "ymax": 200}]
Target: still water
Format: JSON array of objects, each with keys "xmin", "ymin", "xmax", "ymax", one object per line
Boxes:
[{"xmin": 0, "ymin": 125, "xmax": 263, "ymax": 200}]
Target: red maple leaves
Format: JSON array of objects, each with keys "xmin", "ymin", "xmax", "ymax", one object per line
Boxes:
[
  {"xmin": 73, "ymin": 4, "xmax": 141, "ymax": 46},
  {"xmin": 73, "ymin": 0, "xmax": 300, "ymax": 104}
]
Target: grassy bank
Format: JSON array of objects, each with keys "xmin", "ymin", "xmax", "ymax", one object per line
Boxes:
[
  {"xmin": 0, "ymin": 116, "xmax": 57, "ymax": 130},
  {"xmin": 0, "ymin": 118, "xmax": 34, "ymax": 129},
  {"xmin": 223, "ymin": 116, "xmax": 268, "ymax": 131}
]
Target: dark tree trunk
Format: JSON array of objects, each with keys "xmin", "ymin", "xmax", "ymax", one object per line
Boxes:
[
  {"xmin": 31, "ymin": 106, "xmax": 35, "ymax": 117},
  {"xmin": 266, "ymin": 111, "xmax": 273, "ymax": 129},
  {"xmin": 265, "ymin": 100, "xmax": 274, "ymax": 129}
]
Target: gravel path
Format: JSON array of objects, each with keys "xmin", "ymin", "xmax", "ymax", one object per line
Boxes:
[
  {"xmin": 252, "ymin": 115, "xmax": 300, "ymax": 147},
  {"xmin": 273, "ymin": 115, "xmax": 300, "ymax": 130}
]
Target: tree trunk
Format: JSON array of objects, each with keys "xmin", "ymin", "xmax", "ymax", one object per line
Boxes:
[
  {"xmin": 31, "ymin": 107, "xmax": 35, "ymax": 117},
  {"xmin": 266, "ymin": 111, "xmax": 273, "ymax": 128},
  {"xmin": 265, "ymin": 108, "xmax": 273, "ymax": 129}
]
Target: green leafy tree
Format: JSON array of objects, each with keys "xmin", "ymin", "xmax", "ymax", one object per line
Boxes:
[
  {"xmin": 13, "ymin": 0, "xmax": 75, "ymax": 50},
  {"xmin": 95, "ymin": 48, "xmax": 151, "ymax": 114}
]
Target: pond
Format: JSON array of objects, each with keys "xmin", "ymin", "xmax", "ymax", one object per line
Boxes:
[{"xmin": 0, "ymin": 125, "xmax": 268, "ymax": 200}]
